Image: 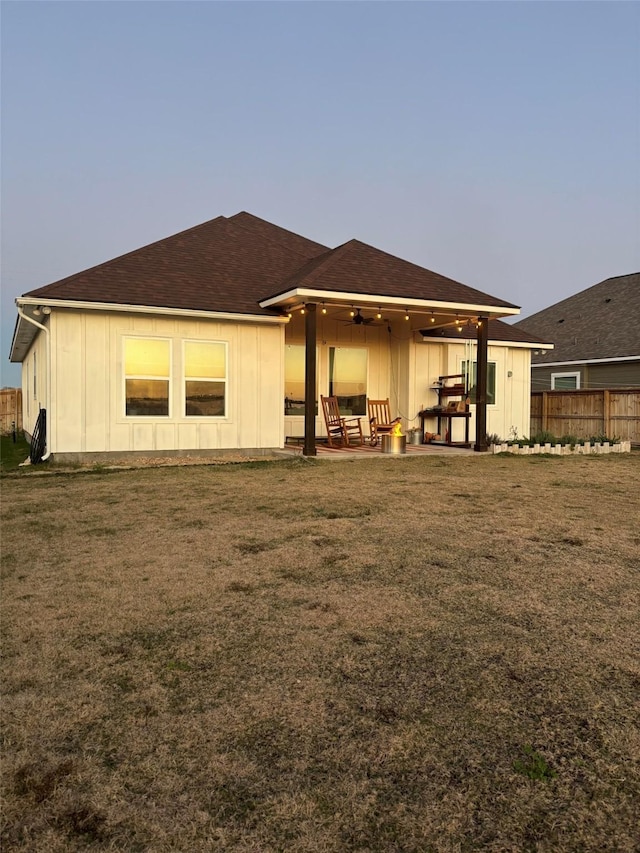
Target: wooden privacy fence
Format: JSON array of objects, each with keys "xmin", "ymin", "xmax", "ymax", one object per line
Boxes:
[
  {"xmin": 531, "ymin": 388, "xmax": 640, "ymax": 443},
  {"xmin": 0, "ymin": 388, "xmax": 23, "ymax": 435}
]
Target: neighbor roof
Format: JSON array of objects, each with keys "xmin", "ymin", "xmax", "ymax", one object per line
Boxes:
[{"xmin": 514, "ymin": 273, "xmax": 640, "ymax": 364}]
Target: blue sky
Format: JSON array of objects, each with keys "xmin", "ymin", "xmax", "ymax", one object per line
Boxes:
[{"xmin": 2, "ymin": 0, "xmax": 638, "ymax": 385}]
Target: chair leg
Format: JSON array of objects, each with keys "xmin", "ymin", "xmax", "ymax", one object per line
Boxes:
[{"xmin": 369, "ymin": 418, "xmax": 377, "ymax": 446}]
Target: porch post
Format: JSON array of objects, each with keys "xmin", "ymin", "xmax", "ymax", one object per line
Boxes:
[
  {"xmin": 303, "ymin": 303, "xmax": 317, "ymax": 456},
  {"xmin": 474, "ymin": 315, "xmax": 489, "ymax": 452}
]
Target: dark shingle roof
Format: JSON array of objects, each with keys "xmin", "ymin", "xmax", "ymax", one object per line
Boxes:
[
  {"xmin": 23, "ymin": 213, "xmax": 329, "ymax": 315},
  {"xmin": 276, "ymin": 239, "xmax": 519, "ymax": 309},
  {"xmin": 22, "ymin": 212, "xmax": 518, "ymax": 315},
  {"xmin": 514, "ymin": 273, "xmax": 640, "ymax": 363}
]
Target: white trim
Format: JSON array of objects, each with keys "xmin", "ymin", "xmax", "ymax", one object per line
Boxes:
[
  {"xmin": 460, "ymin": 358, "xmax": 498, "ymax": 407},
  {"xmin": 259, "ymin": 287, "xmax": 520, "ymax": 317},
  {"xmin": 182, "ymin": 339, "xmax": 228, "ymax": 419},
  {"xmin": 551, "ymin": 371, "xmax": 580, "ymax": 390},
  {"xmin": 16, "ymin": 306, "xmax": 52, "ymax": 460},
  {"xmin": 16, "ymin": 297, "xmax": 287, "ymax": 325},
  {"xmin": 123, "ymin": 335, "xmax": 172, "ymax": 418},
  {"xmin": 533, "ymin": 355, "xmax": 640, "ymax": 367}
]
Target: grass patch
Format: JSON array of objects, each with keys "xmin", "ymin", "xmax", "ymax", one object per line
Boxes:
[
  {"xmin": 1, "ymin": 454, "xmax": 639, "ymax": 851},
  {"xmin": 513, "ymin": 745, "xmax": 558, "ymax": 782},
  {"xmin": 0, "ymin": 432, "xmax": 30, "ymax": 473}
]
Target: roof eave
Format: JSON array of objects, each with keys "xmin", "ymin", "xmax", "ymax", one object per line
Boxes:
[
  {"xmin": 532, "ymin": 354, "xmax": 640, "ymax": 367},
  {"xmin": 259, "ymin": 287, "xmax": 520, "ymax": 318},
  {"xmin": 15, "ymin": 297, "xmax": 288, "ymax": 325}
]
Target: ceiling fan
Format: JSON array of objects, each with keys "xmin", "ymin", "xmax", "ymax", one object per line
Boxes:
[{"xmin": 341, "ymin": 307, "xmax": 381, "ymax": 326}]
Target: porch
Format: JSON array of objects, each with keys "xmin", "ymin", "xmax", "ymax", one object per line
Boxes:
[{"xmin": 280, "ymin": 437, "xmax": 475, "ymax": 459}]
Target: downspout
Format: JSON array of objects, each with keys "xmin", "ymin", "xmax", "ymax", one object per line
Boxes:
[{"xmin": 16, "ymin": 304, "xmax": 52, "ymax": 461}]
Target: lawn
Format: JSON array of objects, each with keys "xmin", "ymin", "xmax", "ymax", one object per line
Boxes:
[{"xmin": 1, "ymin": 454, "xmax": 639, "ymax": 852}]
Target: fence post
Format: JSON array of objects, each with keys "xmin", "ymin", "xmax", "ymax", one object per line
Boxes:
[
  {"xmin": 542, "ymin": 391, "xmax": 548, "ymax": 432},
  {"xmin": 603, "ymin": 389, "xmax": 611, "ymax": 438}
]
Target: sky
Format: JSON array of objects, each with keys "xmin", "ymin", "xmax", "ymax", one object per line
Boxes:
[{"xmin": 2, "ymin": 0, "xmax": 639, "ymax": 386}]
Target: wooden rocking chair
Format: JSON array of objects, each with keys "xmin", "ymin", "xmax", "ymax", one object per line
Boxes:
[
  {"xmin": 367, "ymin": 399, "xmax": 400, "ymax": 447},
  {"xmin": 321, "ymin": 396, "xmax": 364, "ymax": 448}
]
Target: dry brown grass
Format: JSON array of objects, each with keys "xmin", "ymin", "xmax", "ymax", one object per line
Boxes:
[{"xmin": 1, "ymin": 454, "xmax": 639, "ymax": 852}]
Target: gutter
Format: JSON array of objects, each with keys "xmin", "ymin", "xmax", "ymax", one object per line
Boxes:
[
  {"xmin": 16, "ymin": 304, "xmax": 52, "ymax": 461},
  {"xmin": 532, "ymin": 355, "xmax": 640, "ymax": 367},
  {"xmin": 16, "ymin": 297, "xmax": 288, "ymax": 325}
]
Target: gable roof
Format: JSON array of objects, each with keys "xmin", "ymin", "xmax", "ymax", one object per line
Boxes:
[
  {"xmin": 514, "ymin": 273, "xmax": 640, "ymax": 364},
  {"xmin": 270, "ymin": 239, "xmax": 519, "ymax": 310}
]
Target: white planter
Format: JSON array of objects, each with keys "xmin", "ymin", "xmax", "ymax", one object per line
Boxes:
[{"xmin": 489, "ymin": 441, "xmax": 628, "ymax": 456}]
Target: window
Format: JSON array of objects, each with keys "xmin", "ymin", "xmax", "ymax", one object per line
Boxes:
[
  {"xmin": 329, "ymin": 347, "xmax": 367, "ymax": 415},
  {"xmin": 462, "ymin": 361, "xmax": 496, "ymax": 405},
  {"xmin": 284, "ymin": 344, "xmax": 318, "ymax": 415},
  {"xmin": 551, "ymin": 372, "xmax": 580, "ymax": 390},
  {"xmin": 184, "ymin": 341, "xmax": 226, "ymax": 417},
  {"xmin": 33, "ymin": 351, "xmax": 37, "ymax": 400},
  {"xmin": 124, "ymin": 337, "xmax": 170, "ymax": 416}
]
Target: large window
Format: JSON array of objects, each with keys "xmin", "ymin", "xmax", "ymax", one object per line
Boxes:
[
  {"xmin": 284, "ymin": 345, "xmax": 318, "ymax": 415},
  {"xmin": 184, "ymin": 341, "xmax": 227, "ymax": 417},
  {"xmin": 329, "ymin": 347, "xmax": 367, "ymax": 415},
  {"xmin": 551, "ymin": 372, "xmax": 580, "ymax": 390},
  {"xmin": 125, "ymin": 338, "xmax": 170, "ymax": 416},
  {"xmin": 462, "ymin": 360, "xmax": 496, "ymax": 405}
]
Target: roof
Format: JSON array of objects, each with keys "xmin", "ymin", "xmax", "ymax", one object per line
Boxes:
[
  {"xmin": 420, "ymin": 318, "xmax": 550, "ymax": 346},
  {"xmin": 22, "ymin": 213, "xmax": 329, "ymax": 315},
  {"xmin": 514, "ymin": 273, "xmax": 640, "ymax": 364},
  {"xmin": 11, "ymin": 212, "xmax": 535, "ymax": 362},
  {"xmin": 19, "ymin": 212, "xmax": 521, "ymax": 316},
  {"xmin": 271, "ymin": 239, "xmax": 519, "ymax": 310}
]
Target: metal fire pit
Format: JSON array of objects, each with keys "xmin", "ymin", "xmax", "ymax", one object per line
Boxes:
[{"xmin": 381, "ymin": 434, "xmax": 407, "ymax": 455}]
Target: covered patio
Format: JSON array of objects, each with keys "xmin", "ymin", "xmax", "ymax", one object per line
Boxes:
[{"xmin": 260, "ymin": 238, "xmax": 522, "ymax": 456}]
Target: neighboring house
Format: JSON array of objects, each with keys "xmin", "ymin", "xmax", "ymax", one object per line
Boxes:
[
  {"xmin": 9, "ymin": 212, "xmax": 548, "ymax": 460},
  {"xmin": 515, "ymin": 272, "xmax": 640, "ymax": 391}
]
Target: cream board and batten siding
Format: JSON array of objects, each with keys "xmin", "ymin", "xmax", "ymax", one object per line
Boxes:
[
  {"xmin": 49, "ymin": 309, "xmax": 284, "ymax": 454},
  {"xmin": 411, "ymin": 338, "xmax": 532, "ymax": 443},
  {"xmin": 21, "ymin": 330, "xmax": 49, "ymax": 438},
  {"xmin": 410, "ymin": 339, "xmax": 446, "ymax": 425}
]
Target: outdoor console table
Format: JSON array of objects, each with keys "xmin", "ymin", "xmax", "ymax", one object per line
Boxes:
[{"xmin": 418, "ymin": 408, "xmax": 472, "ymax": 448}]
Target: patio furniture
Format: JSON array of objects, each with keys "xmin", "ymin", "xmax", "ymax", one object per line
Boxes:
[
  {"xmin": 367, "ymin": 398, "xmax": 399, "ymax": 447},
  {"xmin": 420, "ymin": 375, "xmax": 472, "ymax": 447},
  {"xmin": 321, "ymin": 395, "xmax": 364, "ymax": 448}
]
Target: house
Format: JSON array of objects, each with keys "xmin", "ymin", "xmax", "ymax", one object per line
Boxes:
[
  {"xmin": 514, "ymin": 272, "xmax": 640, "ymax": 391},
  {"xmin": 9, "ymin": 212, "xmax": 549, "ymax": 460}
]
